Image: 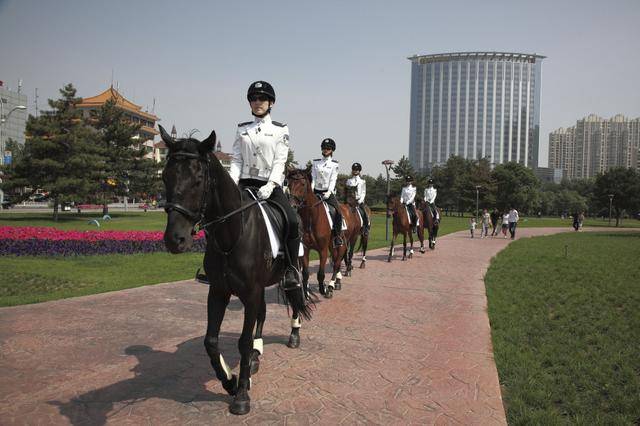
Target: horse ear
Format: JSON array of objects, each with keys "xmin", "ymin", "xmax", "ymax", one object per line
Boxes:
[
  {"xmin": 285, "ymin": 163, "xmax": 295, "ymax": 173},
  {"xmin": 159, "ymin": 125, "xmax": 175, "ymax": 147},
  {"xmin": 199, "ymin": 130, "xmax": 217, "ymax": 154}
]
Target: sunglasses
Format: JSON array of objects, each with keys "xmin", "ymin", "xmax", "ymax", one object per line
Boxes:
[{"xmin": 249, "ymin": 94, "xmax": 270, "ymax": 102}]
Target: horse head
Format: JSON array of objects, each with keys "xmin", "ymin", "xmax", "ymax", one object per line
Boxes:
[
  {"xmin": 160, "ymin": 125, "xmax": 216, "ymax": 253},
  {"xmin": 344, "ymin": 185, "xmax": 358, "ymax": 208},
  {"xmin": 286, "ymin": 165, "xmax": 312, "ymax": 210},
  {"xmin": 386, "ymin": 194, "xmax": 399, "ymax": 217}
]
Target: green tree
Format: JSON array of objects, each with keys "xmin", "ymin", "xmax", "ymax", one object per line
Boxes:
[
  {"xmin": 492, "ymin": 162, "xmax": 540, "ymax": 214},
  {"xmin": 391, "ymin": 155, "xmax": 416, "ymax": 192},
  {"xmin": 593, "ymin": 168, "xmax": 640, "ymax": 226},
  {"xmin": 1, "ymin": 84, "xmax": 103, "ymax": 220}
]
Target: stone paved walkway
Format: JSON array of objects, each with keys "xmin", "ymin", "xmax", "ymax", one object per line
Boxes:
[{"xmin": 0, "ymin": 227, "xmax": 620, "ymax": 425}]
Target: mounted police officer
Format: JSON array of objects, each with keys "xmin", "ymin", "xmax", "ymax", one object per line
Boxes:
[
  {"xmin": 400, "ymin": 175, "xmax": 418, "ymax": 233},
  {"xmin": 345, "ymin": 162, "xmax": 370, "ymax": 235},
  {"xmin": 228, "ymin": 81, "xmax": 301, "ymax": 290},
  {"xmin": 423, "ymin": 178, "xmax": 440, "ymax": 223},
  {"xmin": 312, "ymin": 138, "xmax": 343, "ymax": 246}
]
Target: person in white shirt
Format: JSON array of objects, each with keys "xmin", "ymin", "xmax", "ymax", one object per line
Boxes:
[
  {"xmin": 227, "ymin": 80, "xmax": 301, "ymax": 289},
  {"xmin": 400, "ymin": 175, "xmax": 418, "ymax": 233},
  {"xmin": 501, "ymin": 210, "xmax": 509, "ymax": 238},
  {"xmin": 345, "ymin": 162, "xmax": 369, "ymax": 235},
  {"xmin": 508, "ymin": 207, "xmax": 519, "ymax": 240},
  {"xmin": 312, "ymin": 138, "xmax": 343, "ymax": 246},
  {"xmin": 423, "ymin": 178, "xmax": 440, "ymax": 223}
]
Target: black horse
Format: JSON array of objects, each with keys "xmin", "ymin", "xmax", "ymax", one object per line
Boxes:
[{"xmin": 160, "ymin": 126, "xmax": 313, "ymax": 415}]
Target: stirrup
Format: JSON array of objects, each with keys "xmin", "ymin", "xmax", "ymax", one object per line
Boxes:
[
  {"xmin": 195, "ymin": 268, "xmax": 209, "ymax": 285},
  {"xmin": 283, "ymin": 266, "xmax": 301, "ymax": 290},
  {"xmin": 333, "ymin": 235, "xmax": 344, "ymax": 247}
]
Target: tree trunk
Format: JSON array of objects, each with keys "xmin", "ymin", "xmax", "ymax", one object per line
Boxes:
[
  {"xmin": 102, "ymin": 203, "xmax": 109, "ymax": 216},
  {"xmin": 53, "ymin": 196, "xmax": 59, "ymax": 222}
]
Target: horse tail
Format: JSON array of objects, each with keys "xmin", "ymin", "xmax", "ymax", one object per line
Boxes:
[{"xmin": 284, "ymin": 287, "xmax": 315, "ymax": 321}]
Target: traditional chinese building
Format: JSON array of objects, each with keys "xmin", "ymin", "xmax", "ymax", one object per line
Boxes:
[{"xmin": 76, "ymin": 86, "xmax": 161, "ymax": 161}]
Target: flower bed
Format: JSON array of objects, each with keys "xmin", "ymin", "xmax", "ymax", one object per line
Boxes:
[{"xmin": 0, "ymin": 226, "xmax": 205, "ymax": 256}]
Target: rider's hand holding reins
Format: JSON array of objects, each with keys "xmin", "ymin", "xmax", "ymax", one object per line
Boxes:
[
  {"xmin": 258, "ymin": 181, "xmax": 276, "ymax": 199},
  {"xmin": 322, "ymin": 191, "xmax": 331, "ymax": 200}
]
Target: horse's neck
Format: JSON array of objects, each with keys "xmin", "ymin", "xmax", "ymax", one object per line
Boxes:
[
  {"xmin": 206, "ymin": 156, "xmax": 242, "ymax": 226},
  {"xmin": 301, "ymin": 190, "xmax": 325, "ymax": 228}
]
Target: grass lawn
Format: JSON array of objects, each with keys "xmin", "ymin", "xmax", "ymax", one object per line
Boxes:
[
  {"xmin": 485, "ymin": 232, "xmax": 640, "ymax": 424},
  {"xmin": 1, "ymin": 210, "xmax": 638, "ymax": 307}
]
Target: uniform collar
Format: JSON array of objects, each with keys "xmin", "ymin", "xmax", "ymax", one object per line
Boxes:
[
  {"xmin": 322, "ymin": 155, "xmax": 332, "ymax": 162},
  {"xmin": 254, "ymin": 114, "xmax": 272, "ymax": 125}
]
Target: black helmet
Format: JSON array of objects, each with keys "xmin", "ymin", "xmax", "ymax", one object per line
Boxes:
[
  {"xmin": 321, "ymin": 138, "xmax": 336, "ymax": 151},
  {"xmin": 247, "ymin": 81, "xmax": 276, "ymax": 103},
  {"xmin": 352, "ymin": 162, "xmax": 362, "ymax": 171},
  {"xmin": 428, "ymin": 178, "xmax": 434, "ymax": 184},
  {"xmin": 405, "ymin": 175, "xmax": 413, "ymax": 182}
]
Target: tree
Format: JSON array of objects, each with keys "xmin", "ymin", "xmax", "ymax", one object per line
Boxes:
[
  {"xmin": 593, "ymin": 168, "xmax": 640, "ymax": 226},
  {"xmin": 1, "ymin": 84, "xmax": 103, "ymax": 220},
  {"xmin": 391, "ymin": 155, "xmax": 416, "ymax": 192},
  {"xmin": 492, "ymin": 162, "xmax": 540, "ymax": 214}
]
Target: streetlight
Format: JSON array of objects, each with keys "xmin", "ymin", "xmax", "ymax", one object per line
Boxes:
[
  {"xmin": 382, "ymin": 159, "xmax": 394, "ymax": 241},
  {"xmin": 0, "ymin": 104, "xmax": 27, "ymax": 210},
  {"xmin": 475, "ymin": 185, "xmax": 482, "ymax": 222},
  {"xmin": 608, "ymin": 194, "xmax": 614, "ymax": 226}
]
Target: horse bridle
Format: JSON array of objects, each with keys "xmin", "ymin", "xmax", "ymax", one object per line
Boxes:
[{"xmin": 287, "ymin": 173, "xmax": 323, "ymax": 210}]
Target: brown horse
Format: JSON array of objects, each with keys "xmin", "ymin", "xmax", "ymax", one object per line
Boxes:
[
  {"xmin": 386, "ymin": 194, "xmax": 425, "ymax": 262},
  {"xmin": 344, "ymin": 185, "xmax": 371, "ymax": 272},
  {"xmin": 287, "ymin": 167, "xmax": 353, "ymax": 298},
  {"xmin": 418, "ymin": 200, "xmax": 441, "ymax": 250}
]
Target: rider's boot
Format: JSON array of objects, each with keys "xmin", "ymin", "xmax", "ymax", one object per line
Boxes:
[
  {"xmin": 332, "ymin": 229, "xmax": 344, "ymax": 247},
  {"xmin": 195, "ymin": 267, "xmax": 209, "ymax": 285},
  {"xmin": 284, "ymin": 238, "xmax": 301, "ymax": 290}
]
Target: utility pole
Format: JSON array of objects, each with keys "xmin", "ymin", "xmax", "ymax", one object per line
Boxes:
[
  {"xmin": 608, "ymin": 194, "xmax": 614, "ymax": 226},
  {"xmin": 382, "ymin": 160, "xmax": 394, "ymax": 241},
  {"xmin": 475, "ymin": 185, "xmax": 482, "ymax": 222}
]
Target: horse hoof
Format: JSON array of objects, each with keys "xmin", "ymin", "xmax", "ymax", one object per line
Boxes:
[
  {"xmin": 222, "ymin": 374, "xmax": 238, "ymax": 396},
  {"xmin": 287, "ymin": 333, "xmax": 300, "ymax": 348},
  {"xmin": 335, "ymin": 281, "xmax": 341, "ymax": 290},
  {"xmin": 387, "ymin": 257, "xmax": 392, "ymax": 263},
  {"xmin": 359, "ymin": 261, "xmax": 366, "ymax": 269},
  {"xmin": 229, "ymin": 395, "xmax": 250, "ymax": 415},
  {"xmin": 249, "ymin": 350, "xmax": 260, "ymax": 375},
  {"xmin": 324, "ymin": 288, "xmax": 333, "ymax": 299},
  {"xmin": 420, "ymin": 247, "xmax": 425, "ymax": 253}
]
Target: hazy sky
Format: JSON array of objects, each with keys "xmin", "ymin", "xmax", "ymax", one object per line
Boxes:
[{"xmin": 1, "ymin": 0, "xmax": 639, "ymax": 174}]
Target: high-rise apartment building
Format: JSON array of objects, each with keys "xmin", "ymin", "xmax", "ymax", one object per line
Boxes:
[
  {"xmin": 0, "ymin": 80, "xmax": 28, "ymax": 162},
  {"xmin": 549, "ymin": 114, "xmax": 640, "ymax": 180},
  {"xmin": 408, "ymin": 52, "xmax": 544, "ymax": 172}
]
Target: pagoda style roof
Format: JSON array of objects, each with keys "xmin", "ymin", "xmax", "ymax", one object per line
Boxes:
[{"xmin": 78, "ymin": 86, "xmax": 159, "ymax": 121}]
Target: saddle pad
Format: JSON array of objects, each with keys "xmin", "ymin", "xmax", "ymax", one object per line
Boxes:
[
  {"xmin": 356, "ymin": 208, "xmax": 363, "ymax": 227},
  {"xmin": 323, "ymin": 202, "xmax": 347, "ymax": 231},
  {"xmin": 404, "ymin": 205, "xmax": 419, "ymax": 226}
]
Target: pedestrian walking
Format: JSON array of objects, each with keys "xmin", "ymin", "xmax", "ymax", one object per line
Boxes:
[
  {"xmin": 501, "ymin": 211, "xmax": 509, "ymax": 238},
  {"xmin": 508, "ymin": 206, "xmax": 519, "ymax": 239},
  {"xmin": 481, "ymin": 208, "xmax": 491, "ymax": 238},
  {"xmin": 470, "ymin": 217, "xmax": 477, "ymax": 238},
  {"xmin": 490, "ymin": 208, "xmax": 500, "ymax": 236}
]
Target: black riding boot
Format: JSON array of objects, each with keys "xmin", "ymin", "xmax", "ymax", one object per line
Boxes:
[
  {"xmin": 284, "ymin": 238, "xmax": 301, "ymax": 289},
  {"xmin": 195, "ymin": 267, "xmax": 209, "ymax": 284}
]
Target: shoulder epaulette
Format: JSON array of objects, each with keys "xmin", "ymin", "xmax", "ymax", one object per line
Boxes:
[
  {"xmin": 271, "ymin": 121, "xmax": 286, "ymax": 127},
  {"xmin": 331, "ymin": 159, "xmax": 339, "ymax": 163},
  {"xmin": 313, "ymin": 158, "xmax": 322, "ymax": 161},
  {"xmin": 238, "ymin": 121, "xmax": 252, "ymax": 127}
]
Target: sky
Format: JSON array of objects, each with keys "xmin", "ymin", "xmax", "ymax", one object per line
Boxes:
[{"xmin": 1, "ymin": 0, "xmax": 639, "ymax": 175}]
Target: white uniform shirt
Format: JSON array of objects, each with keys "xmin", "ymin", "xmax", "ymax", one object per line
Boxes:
[
  {"xmin": 508, "ymin": 209, "xmax": 519, "ymax": 223},
  {"xmin": 229, "ymin": 114, "xmax": 289, "ymax": 185},
  {"xmin": 345, "ymin": 175, "xmax": 366, "ymax": 204},
  {"xmin": 312, "ymin": 156, "xmax": 339, "ymax": 194},
  {"xmin": 400, "ymin": 184, "xmax": 416, "ymax": 205},
  {"xmin": 424, "ymin": 186, "xmax": 437, "ymax": 204}
]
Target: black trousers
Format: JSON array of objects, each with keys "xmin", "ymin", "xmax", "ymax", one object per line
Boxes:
[
  {"xmin": 406, "ymin": 203, "xmax": 417, "ymax": 226},
  {"xmin": 240, "ymin": 179, "xmax": 300, "ymax": 263},
  {"xmin": 314, "ymin": 189, "xmax": 342, "ymax": 233},
  {"xmin": 357, "ymin": 203, "xmax": 370, "ymax": 229}
]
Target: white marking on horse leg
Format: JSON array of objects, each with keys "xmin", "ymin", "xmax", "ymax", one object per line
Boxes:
[
  {"xmin": 362, "ymin": 255, "xmax": 367, "ymax": 262},
  {"xmin": 337, "ymin": 271, "xmax": 343, "ymax": 280},
  {"xmin": 410, "ymin": 248, "xmax": 414, "ymax": 254},
  {"xmin": 253, "ymin": 338, "xmax": 263, "ymax": 355},
  {"xmin": 291, "ymin": 316, "xmax": 301, "ymax": 328},
  {"xmin": 220, "ymin": 354, "xmax": 232, "ymax": 381},
  {"xmin": 328, "ymin": 280, "xmax": 335, "ymax": 288}
]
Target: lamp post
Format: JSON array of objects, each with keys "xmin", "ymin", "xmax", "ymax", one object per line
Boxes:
[
  {"xmin": 382, "ymin": 159, "xmax": 394, "ymax": 241},
  {"xmin": 608, "ymin": 194, "xmax": 614, "ymax": 226},
  {"xmin": 475, "ymin": 185, "xmax": 482, "ymax": 222},
  {"xmin": 0, "ymin": 104, "xmax": 27, "ymax": 210}
]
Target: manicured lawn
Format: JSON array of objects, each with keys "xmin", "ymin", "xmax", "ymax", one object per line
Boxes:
[{"xmin": 485, "ymin": 232, "xmax": 640, "ymax": 424}]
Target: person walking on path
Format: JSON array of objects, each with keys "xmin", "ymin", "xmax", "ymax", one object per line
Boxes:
[
  {"xmin": 481, "ymin": 208, "xmax": 491, "ymax": 238},
  {"xmin": 501, "ymin": 211, "xmax": 509, "ymax": 238},
  {"xmin": 490, "ymin": 208, "xmax": 500, "ymax": 236},
  {"xmin": 470, "ymin": 216, "xmax": 477, "ymax": 238},
  {"xmin": 508, "ymin": 207, "xmax": 519, "ymax": 239}
]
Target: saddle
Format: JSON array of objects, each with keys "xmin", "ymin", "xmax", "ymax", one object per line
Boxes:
[
  {"xmin": 320, "ymin": 199, "xmax": 347, "ymax": 231},
  {"xmin": 242, "ymin": 188, "xmax": 288, "ymax": 259}
]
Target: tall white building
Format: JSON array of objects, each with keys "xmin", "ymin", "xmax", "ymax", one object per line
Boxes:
[
  {"xmin": 408, "ymin": 52, "xmax": 545, "ymax": 172},
  {"xmin": 0, "ymin": 80, "xmax": 28, "ymax": 164}
]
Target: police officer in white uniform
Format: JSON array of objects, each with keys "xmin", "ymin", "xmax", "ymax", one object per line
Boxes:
[
  {"xmin": 312, "ymin": 138, "xmax": 343, "ymax": 246},
  {"xmin": 400, "ymin": 175, "xmax": 418, "ymax": 233},
  {"xmin": 345, "ymin": 162, "xmax": 369, "ymax": 235},
  {"xmin": 423, "ymin": 178, "xmax": 440, "ymax": 223},
  {"xmin": 229, "ymin": 81, "xmax": 300, "ymax": 289}
]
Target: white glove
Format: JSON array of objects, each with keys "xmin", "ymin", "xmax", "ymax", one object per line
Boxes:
[
  {"xmin": 258, "ymin": 181, "xmax": 276, "ymax": 200},
  {"xmin": 322, "ymin": 191, "xmax": 331, "ymax": 200}
]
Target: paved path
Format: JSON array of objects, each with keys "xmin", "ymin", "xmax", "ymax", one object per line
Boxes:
[{"xmin": 0, "ymin": 227, "xmax": 622, "ymax": 425}]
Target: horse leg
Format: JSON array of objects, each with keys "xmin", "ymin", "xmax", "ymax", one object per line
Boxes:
[
  {"xmin": 402, "ymin": 233, "xmax": 407, "ymax": 261},
  {"xmin": 359, "ymin": 232, "xmax": 368, "ymax": 268},
  {"xmin": 419, "ymin": 221, "xmax": 426, "ymax": 253},
  {"xmin": 301, "ymin": 249, "xmax": 310, "ymax": 298},
  {"xmin": 346, "ymin": 240, "xmax": 354, "ymax": 277},
  {"xmin": 229, "ymin": 289, "xmax": 260, "ymax": 415},
  {"xmin": 249, "ymin": 289, "xmax": 266, "ymax": 374},
  {"xmin": 388, "ymin": 231, "xmax": 395, "ymax": 262},
  {"xmin": 203, "ymin": 287, "xmax": 238, "ymax": 397},
  {"xmin": 288, "ymin": 308, "xmax": 301, "ymax": 349},
  {"xmin": 330, "ymin": 246, "xmax": 345, "ymax": 291},
  {"xmin": 318, "ymin": 247, "xmax": 329, "ymax": 298}
]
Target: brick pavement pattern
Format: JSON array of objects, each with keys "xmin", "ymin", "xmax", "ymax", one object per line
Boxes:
[{"xmin": 0, "ymin": 227, "xmax": 603, "ymax": 425}]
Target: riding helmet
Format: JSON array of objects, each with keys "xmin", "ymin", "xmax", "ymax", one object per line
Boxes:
[
  {"xmin": 428, "ymin": 178, "xmax": 434, "ymax": 184},
  {"xmin": 247, "ymin": 81, "xmax": 276, "ymax": 103},
  {"xmin": 321, "ymin": 138, "xmax": 336, "ymax": 151},
  {"xmin": 405, "ymin": 175, "xmax": 413, "ymax": 182},
  {"xmin": 352, "ymin": 162, "xmax": 362, "ymax": 171}
]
